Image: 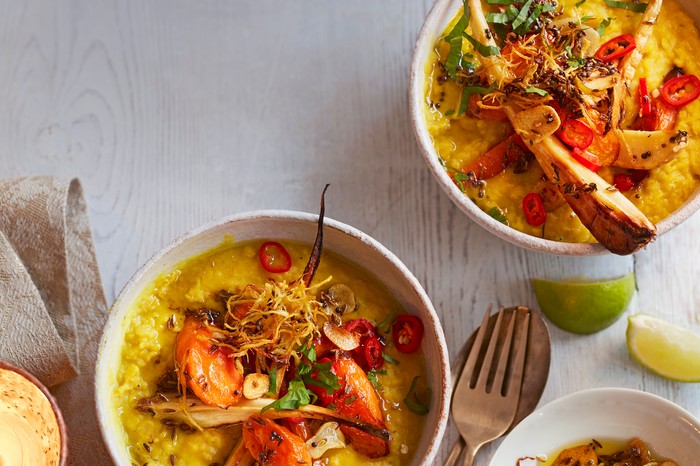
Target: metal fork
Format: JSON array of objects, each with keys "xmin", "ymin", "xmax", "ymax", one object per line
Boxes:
[{"xmin": 444, "ymin": 306, "xmax": 530, "ymax": 466}]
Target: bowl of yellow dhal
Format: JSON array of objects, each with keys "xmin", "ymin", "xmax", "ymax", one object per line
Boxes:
[
  {"xmin": 95, "ymin": 211, "xmax": 450, "ymax": 466},
  {"xmin": 410, "ymin": 0, "xmax": 700, "ymax": 255}
]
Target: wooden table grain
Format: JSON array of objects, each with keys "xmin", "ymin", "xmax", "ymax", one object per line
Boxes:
[{"xmin": 1, "ymin": 1, "xmax": 698, "ymax": 465}]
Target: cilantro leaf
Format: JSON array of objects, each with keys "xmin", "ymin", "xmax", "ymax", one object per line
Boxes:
[
  {"xmin": 262, "ymin": 378, "xmax": 311, "ymax": 413},
  {"xmin": 604, "ymin": 0, "xmax": 648, "ymax": 12},
  {"xmin": 301, "ymin": 362, "xmax": 341, "ymax": 395},
  {"xmin": 367, "ymin": 370, "xmax": 380, "ymax": 388},
  {"xmin": 266, "ymin": 366, "xmax": 278, "ymax": 397},
  {"xmin": 487, "ymin": 206, "xmax": 509, "ymax": 225}
]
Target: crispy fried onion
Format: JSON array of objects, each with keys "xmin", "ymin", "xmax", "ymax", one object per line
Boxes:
[{"xmin": 213, "ymin": 276, "xmax": 333, "ymax": 368}]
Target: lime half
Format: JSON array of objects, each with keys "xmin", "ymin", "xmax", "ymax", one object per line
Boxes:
[
  {"xmin": 532, "ymin": 274, "xmax": 635, "ymax": 334},
  {"xmin": 627, "ymin": 314, "xmax": 700, "ymax": 382}
]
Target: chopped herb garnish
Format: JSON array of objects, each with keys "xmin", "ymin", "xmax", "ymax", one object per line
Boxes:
[
  {"xmin": 458, "ymin": 82, "xmax": 497, "ymax": 116},
  {"xmin": 485, "ymin": 12, "xmax": 511, "ymax": 24},
  {"xmin": 564, "ymin": 46, "xmax": 586, "ymax": 68},
  {"xmin": 511, "ymin": 0, "xmax": 533, "ymax": 31},
  {"xmin": 266, "ymin": 366, "xmax": 278, "ymax": 397},
  {"xmin": 302, "ymin": 362, "xmax": 341, "ymax": 395},
  {"xmin": 525, "ymin": 86, "xmax": 549, "ymax": 96},
  {"xmin": 382, "ymin": 352, "xmax": 400, "ymax": 365},
  {"xmin": 404, "ymin": 376, "xmax": 432, "ymax": 415},
  {"xmin": 367, "ymin": 371, "xmax": 380, "ymax": 388},
  {"xmin": 604, "ymin": 0, "xmax": 648, "ymax": 12},
  {"xmin": 326, "ymin": 403, "xmax": 336, "ymax": 411},
  {"xmin": 487, "ymin": 206, "xmax": 509, "ymax": 225},
  {"xmin": 597, "ymin": 17, "xmax": 613, "ymax": 36},
  {"xmin": 299, "ymin": 341, "xmax": 316, "ymax": 363},
  {"xmin": 262, "ymin": 378, "xmax": 311, "ymax": 413},
  {"xmin": 485, "ymin": 0, "xmax": 517, "ymax": 4},
  {"xmin": 463, "ymin": 33, "xmax": 501, "ymax": 57},
  {"xmin": 344, "ymin": 395, "xmax": 357, "ymax": 405},
  {"xmin": 378, "ymin": 308, "xmax": 398, "ymax": 334},
  {"xmin": 575, "ymin": 0, "xmax": 587, "ymax": 5},
  {"xmin": 444, "ymin": 109, "xmax": 455, "ymax": 116},
  {"xmin": 445, "ymin": 36, "xmax": 465, "ymax": 80},
  {"xmin": 444, "ymin": 0, "xmax": 470, "ymax": 42},
  {"xmin": 580, "ymin": 15, "xmax": 594, "ymax": 22}
]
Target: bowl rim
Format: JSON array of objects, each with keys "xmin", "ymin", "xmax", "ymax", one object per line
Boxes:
[
  {"xmin": 408, "ymin": 0, "xmax": 700, "ymax": 256},
  {"xmin": 95, "ymin": 209, "xmax": 451, "ymax": 466},
  {"xmin": 488, "ymin": 386, "xmax": 700, "ymax": 464},
  {"xmin": 0, "ymin": 359, "xmax": 69, "ymax": 466}
]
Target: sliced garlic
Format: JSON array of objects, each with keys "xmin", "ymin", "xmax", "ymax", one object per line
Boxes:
[
  {"xmin": 305, "ymin": 422, "xmax": 346, "ymax": 459},
  {"xmin": 242, "ymin": 373, "xmax": 270, "ymax": 400},
  {"xmin": 322, "ymin": 321, "xmax": 360, "ymax": 351}
]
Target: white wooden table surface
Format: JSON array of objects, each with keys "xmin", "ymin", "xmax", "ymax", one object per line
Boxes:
[{"xmin": 1, "ymin": 1, "xmax": 698, "ymax": 465}]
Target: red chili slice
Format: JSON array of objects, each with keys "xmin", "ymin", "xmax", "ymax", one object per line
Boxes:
[
  {"xmin": 557, "ymin": 119, "xmax": 595, "ymax": 149},
  {"xmin": 391, "ymin": 315, "xmax": 424, "ymax": 354},
  {"xmin": 522, "ymin": 193, "xmax": 546, "ymax": 227},
  {"xmin": 344, "ymin": 318, "xmax": 377, "ymax": 340},
  {"xmin": 660, "ymin": 74, "xmax": 700, "ymax": 108},
  {"xmin": 638, "ymin": 78, "xmax": 652, "ymax": 117},
  {"xmin": 613, "ymin": 174, "xmax": 635, "ymax": 192},
  {"xmin": 362, "ymin": 337, "xmax": 385, "ymax": 371},
  {"xmin": 258, "ymin": 241, "xmax": 292, "ymax": 273},
  {"xmin": 571, "ymin": 148, "xmax": 602, "ymax": 172},
  {"xmin": 595, "ymin": 34, "xmax": 636, "ymax": 62}
]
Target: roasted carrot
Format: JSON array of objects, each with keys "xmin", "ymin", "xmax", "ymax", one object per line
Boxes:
[
  {"xmin": 332, "ymin": 354, "xmax": 390, "ymax": 458},
  {"xmin": 242, "ymin": 415, "xmax": 312, "ymax": 465},
  {"xmin": 460, "ymin": 134, "xmax": 530, "ymax": 181},
  {"xmin": 175, "ymin": 316, "xmax": 243, "ymax": 408}
]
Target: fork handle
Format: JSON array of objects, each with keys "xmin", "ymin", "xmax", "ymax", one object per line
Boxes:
[
  {"xmin": 460, "ymin": 444, "xmax": 477, "ymax": 466},
  {"xmin": 443, "ymin": 438, "xmax": 464, "ymax": 466}
]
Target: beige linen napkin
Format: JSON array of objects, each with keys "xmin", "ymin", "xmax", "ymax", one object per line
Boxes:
[{"xmin": 0, "ymin": 177, "xmax": 111, "ymax": 464}]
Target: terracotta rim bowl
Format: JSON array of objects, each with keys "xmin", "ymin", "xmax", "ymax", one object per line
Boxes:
[
  {"xmin": 95, "ymin": 210, "xmax": 451, "ymax": 466},
  {"xmin": 409, "ymin": 0, "xmax": 700, "ymax": 256},
  {"xmin": 0, "ymin": 359, "xmax": 69, "ymax": 466}
]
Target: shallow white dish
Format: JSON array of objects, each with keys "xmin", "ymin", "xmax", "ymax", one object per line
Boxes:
[
  {"xmin": 489, "ymin": 387, "xmax": 700, "ymax": 465},
  {"xmin": 95, "ymin": 210, "xmax": 450, "ymax": 466},
  {"xmin": 409, "ymin": 0, "xmax": 700, "ymax": 256}
]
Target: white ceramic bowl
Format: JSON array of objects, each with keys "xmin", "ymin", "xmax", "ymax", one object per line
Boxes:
[
  {"xmin": 95, "ymin": 210, "xmax": 450, "ymax": 466},
  {"xmin": 489, "ymin": 387, "xmax": 700, "ymax": 464},
  {"xmin": 409, "ymin": 0, "xmax": 700, "ymax": 256}
]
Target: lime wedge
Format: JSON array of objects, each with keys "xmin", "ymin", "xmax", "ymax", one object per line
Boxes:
[
  {"xmin": 532, "ymin": 274, "xmax": 635, "ymax": 334},
  {"xmin": 627, "ymin": 314, "xmax": 700, "ymax": 382}
]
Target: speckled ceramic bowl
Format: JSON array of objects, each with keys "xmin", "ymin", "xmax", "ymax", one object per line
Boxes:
[
  {"xmin": 0, "ymin": 360, "xmax": 69, "ymax": 466},
  {"xmin": 95, "ymin": 211, "xmax": 450, "ymax": 466},
  {"xmin": 409, "ymin": 0, "xmax": 700, "ymax": 255},
  {"xmin": 489, "ymin": 387, "xmax": 700, "ymax": 464}
]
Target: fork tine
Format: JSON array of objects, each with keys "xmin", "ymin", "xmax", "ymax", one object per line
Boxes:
[
  {"xmin": 492, "ymin": 309, "xmax": 518, "ymax": 395},
  {"xmin": 475, "ymin": 308, "xmax": 505, "ymax": 391},
  {"xmin": 462, "ymin": 304, "xmax": 492, "ymax": 386},
  {"xmin": 505, "ymin": 311, "xmax": 530, "ymax": 398}
]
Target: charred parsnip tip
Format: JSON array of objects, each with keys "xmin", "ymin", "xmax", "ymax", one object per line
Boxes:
[
  {"xmin": 465, "ymin": 0, "xmax": 657, "ymax": 254},
  {"xmin": 136, "ymin": 395, "xmax": 392, "ymax": 442},
  {"xmin": 611, "ymin": 0, "xmax": 664, "ymax": 129},
  {"xmin": 531, "ymin": 137, "xmax": 655, "ymax": 255}
]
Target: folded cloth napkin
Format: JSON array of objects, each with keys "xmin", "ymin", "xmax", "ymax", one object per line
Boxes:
[{"xmin": 0, "ymin": 177, "xmax": 111, "ymax": 464}]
